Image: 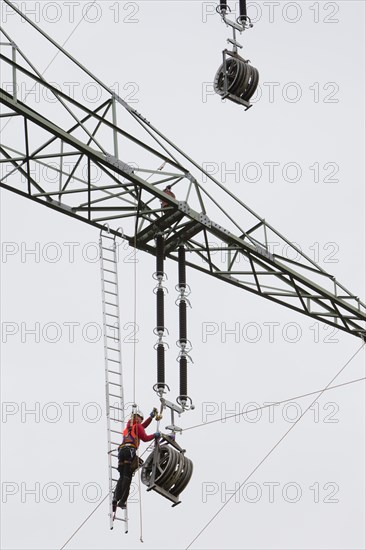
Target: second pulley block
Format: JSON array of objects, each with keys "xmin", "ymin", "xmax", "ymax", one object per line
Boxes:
[{"xmin": 214, "ymin": 50, "xmax": 259, "ymax": 109}]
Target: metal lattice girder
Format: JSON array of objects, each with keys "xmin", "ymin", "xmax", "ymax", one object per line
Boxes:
[{"xmin": 0, "ymin": 1, "xmax": 365, "ymax": 340}]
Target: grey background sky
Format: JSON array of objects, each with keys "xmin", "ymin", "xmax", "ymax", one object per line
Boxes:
[{"xmin": 0, "ymin": 1, "xmax": 365, "ymax": 549}]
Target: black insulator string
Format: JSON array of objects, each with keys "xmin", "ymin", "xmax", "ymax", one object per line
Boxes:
[
  {"xmin": 179, "ymin": 355, "xmax": 188, "ymax": 399},
  {"xmin": 156, "ymin": 288, "xmax": 165, "ymax": 333},
  {"xmin": 156, "ymin": 234, "xmax": 164, "ymax": 278},
  {"xmin": 178, "ymin": 245, "xmax": 187, "ymax": 288},
  {"xmin": 179, "ymin": 301, "xmax": 187, "ymax": 343},
  {"xmin": 157, "ymin": 343, "xmax": 165, "ymax": 389},
  {"xmin": 239, "ymin": 0, "xmax": 247, "ymax": 19},
  {"xmin": 155, "ymin": 233, "xmax": 166, "ymax": 392},
  {"xmin": 178, "ymin": 246, "xmax": 190, "ymax": 405}
]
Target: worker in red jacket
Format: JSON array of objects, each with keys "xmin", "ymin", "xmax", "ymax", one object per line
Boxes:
[
  {"xmin": 113, "ymin": 408, "xmax": 160, "ymax": 511},
  {"xmin": 160, "ymin": 185, "xmax": 176, "ymax": 209}
]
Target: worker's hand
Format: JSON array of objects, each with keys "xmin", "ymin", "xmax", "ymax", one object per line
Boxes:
[
  {"xmin": 150, "ymin": 407, "xmax": 158, "ymax": 418},
  {"xmin": 154, "ymin": 431, "xmax": 161, "ymax": 439}
]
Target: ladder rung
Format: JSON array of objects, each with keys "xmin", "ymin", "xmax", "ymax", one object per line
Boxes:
[
  {"xmin": 103, "ymin": 268, "xmax": 116, "ymax": 275},
  {"xmin": 103, "ymin": 279, "xmax": 117, "ymax": 285},
  {"xmin": 102, "ymin": 246, "xmax": 115, "ymax": 252},
  {"xmin": 105, "ymin": 290, "xmax": 118, "ymax": 296},
  {"xmin": 108, "ymin": 381, "xmax": 122, "ymax": 387},
  {"xmin": 108, "ymin": 369, "xmax": 121, "ymax": 375},
  {"xmin": 111, "ymin": 429, "xmax": 121, "ymax": 434},
  {"xmin": 106, "ymin": 336, "xmax": 119, "ymax": 342},
  {"xmin": 111, "ymin": 441, "xmax": 121, "ymax": 446},
  {"xmin": 107, "ymin": 346, "xmax": 119, "ymax": 352},
  {"xmin": 112, "ymin": 478, "xmax": 119, "ymax": 482},
  {"xmin": 105, "ymin": 301, "xmax": 118, "ymax": 307},
  {"xmin": 106, "ymin": 323, "xmax": 119, "ymax": 330},
  {"xmin": 110, "ymin": 405, "xmax": 123, "ymax": 411},
  {"xmin": 107, "ymin": 359, "xmax": 120, "ymax": 365},
  {"xmin": 110, "ymin": 418, "xmax": 124, "ymax": 423},
  {"xmin": 109, "ymin": 393, "xmax": 122, "ymax": 399},
  {"xmin": 101, "ymin": 234, "xmax": 114, "ymax": 240},
  {"xmin": 102, "ymin": 257, "xmax": 115, "ymax": 263},
  {"xmin": 106, "ymin": 312, "xmax": 119, "ymax": 318},
  {"xmin": 114, "ymin": 517, "xmax": 127, "ymax": 523}
]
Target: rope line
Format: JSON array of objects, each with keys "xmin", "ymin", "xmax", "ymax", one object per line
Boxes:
[
  {"xmin": 59, "ymin": 491, "xmax": 109, "ymax": 550},
  {"xmin": 132, "ymin": 231, "xmax": 137, "ymax": 405},
  {"xmin": 185, "ymin": 343, "xmax": 365, "ymax": 549},
  {"xmin": 137, "ymin": 447, "xmax": 144, "ymax": 543},
  {"xmin": 184, "ymin": 375, "xmax": 366, "ymax": 432},
  {"xmin": 132, "ymin": 186, "xmax": 144, "ymax": 539},
  {"xmin": 131, "ymin": 186, "xmax": 141, "ymax": 405}
]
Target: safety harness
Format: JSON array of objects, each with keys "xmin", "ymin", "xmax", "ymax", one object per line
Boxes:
[{"xmin": 121, "ymin": 421, "xmax": 140, "ymax": 449}]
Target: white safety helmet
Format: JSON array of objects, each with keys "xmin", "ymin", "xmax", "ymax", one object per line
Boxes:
[{"xmin": 133, "ymin": 409, "xmax": 144, "ymax": 420}]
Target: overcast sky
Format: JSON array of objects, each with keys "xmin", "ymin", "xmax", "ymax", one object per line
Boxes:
[{"xmin": 0, "ymin": 1, "xmax": 365, "ymax": 549}]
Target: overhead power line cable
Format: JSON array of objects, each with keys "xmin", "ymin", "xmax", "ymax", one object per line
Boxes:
[
  {"xmin": 184, "ymin": 375, "xmax": 366, "ymax": 432},
  {"xmin": 185, "ymin": 343, "xmax": 365, "ymax": 549}
]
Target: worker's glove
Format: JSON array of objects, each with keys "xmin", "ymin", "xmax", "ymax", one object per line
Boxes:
[
  {"xmin": 154, "ymin": 431, "xmax": 161, "ymax": 439},
  {"xmin": 150, "ymin": 407, "xmax": 158, "ymax": 418}
]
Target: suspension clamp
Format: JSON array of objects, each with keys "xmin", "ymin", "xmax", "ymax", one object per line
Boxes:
[{"xmin": 160, "ymin": 398, "xmax": 184, "ymax": 434}]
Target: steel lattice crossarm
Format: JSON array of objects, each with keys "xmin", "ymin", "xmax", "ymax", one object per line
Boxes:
[{"xmin": 0, "ymin": 1, "xmax": 365, "ymax": 340}]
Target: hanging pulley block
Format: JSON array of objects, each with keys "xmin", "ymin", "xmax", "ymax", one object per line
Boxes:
[
  {"xmin": 214, "ymin": 50, "xmax": 259, "ymax": 109},
  {"xmin": 141, "ymin": 435, "xmax": 193, "ymax": 506}
]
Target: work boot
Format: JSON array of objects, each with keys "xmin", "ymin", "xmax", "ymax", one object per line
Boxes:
[
  {"xmin": 112, "ymin": 500, "xmax": 117, "ymax": 513},
  {"xmin": 117, "ymin": 500, "xmax": 126, "ymax": 509}
]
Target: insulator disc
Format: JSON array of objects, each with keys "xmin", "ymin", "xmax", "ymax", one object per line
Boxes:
[
  {"xmin": 178, "ymin": 246, "xmax": 186, "ymax": 287},
  {"xmin": 179, "ymin": 355, "xmax": 187, "ymax": 397},
  {"xmin": 157, "ymin": 344, "xmax": 165, "ymax": 386},
  {"xmin": 179, "ymin": 301, "xmax": 187, "ymax": 341},
  {"xmin": 156, "ymin": 287, "xmax": 165, "ymax": 331},
  {"xmin": 156, "ymin": 234, "xmax": 164, "ymax": 277}
]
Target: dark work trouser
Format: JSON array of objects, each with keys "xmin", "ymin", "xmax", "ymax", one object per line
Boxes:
[{"xmin": 114, "ymin": 445, "xmax": 136, "ymax": 504}]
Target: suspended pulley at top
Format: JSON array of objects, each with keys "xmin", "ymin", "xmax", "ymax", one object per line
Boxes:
[{"xmin": 214, "ymin": 1, "xmax": 259, "ymax": 110}]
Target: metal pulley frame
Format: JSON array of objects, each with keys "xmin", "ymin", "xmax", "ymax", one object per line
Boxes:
[
  {"xmin": 141, "ymin": 435, "xmax": 193, "ymax": 506},
  {"xmin": 214, "ymin": 0, "xmax": 259, "ymax": 109}
]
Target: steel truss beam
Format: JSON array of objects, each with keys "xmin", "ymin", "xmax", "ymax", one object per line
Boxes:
[{"xmin": 0, "ymin": 4, "xmax": 365, "ymax": 340}]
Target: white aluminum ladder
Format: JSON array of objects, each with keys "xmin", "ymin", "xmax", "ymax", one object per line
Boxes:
[{"xmin": 99, "ymin": 229, "xmax": 128, "ymax": 532}]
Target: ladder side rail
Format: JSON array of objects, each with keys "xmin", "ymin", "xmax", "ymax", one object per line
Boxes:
[
  {"xmin": 99, "ymin": 233, "xmax": 114, "ymax": 529},
  {"xmin": 100, "ymin": 232, "xmax": 125, "ymax": 529}
]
